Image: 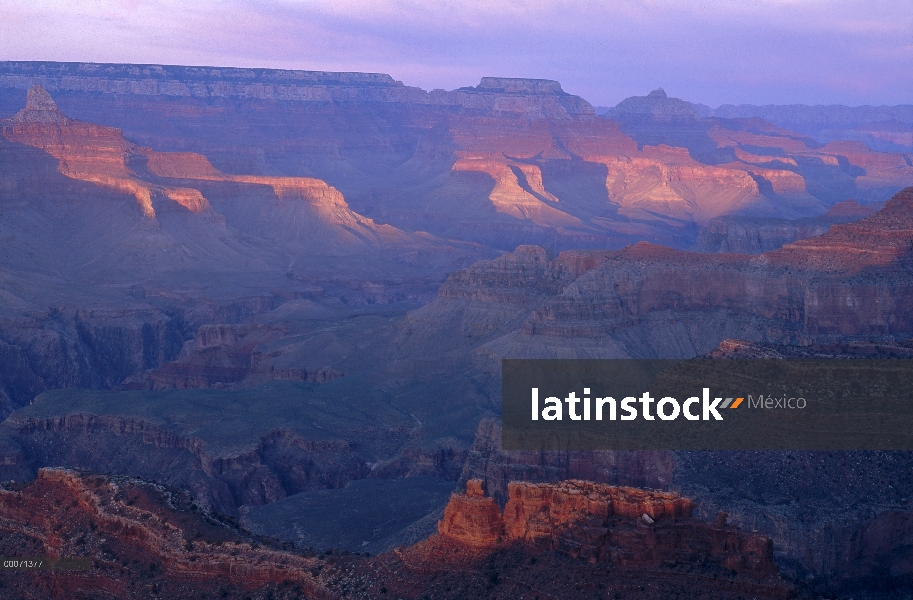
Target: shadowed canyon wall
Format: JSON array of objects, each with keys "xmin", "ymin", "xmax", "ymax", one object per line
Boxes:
[{"xmin": 1, "ymin": 64, "xmax": 913, "ymax": 597}]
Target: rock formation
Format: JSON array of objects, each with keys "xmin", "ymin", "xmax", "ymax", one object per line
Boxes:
[
  {"xmin": 1, "ymin": 85, "xmax": 385, "ymax": 242},
  {"xmin": 710, "ymin": 102, "xmax": 913, "ymax": 152},
  {"xmin": 459, "ymin": 415, "xmax": 913, "ymax": 597},
  {"xmin": 437, "ymin": 479, "xmax": 504, "ymax": 546},
  {"xmin": 0, "ymin": 85, "xmax": 487, "ymax": 416},
  {"xmin": 437, "ymin": 479, "xmax": 776, "ymax": 575},
  {"xmin": 0, "ymin": 64, "xmax": 912, "ymax": 598},
  {"xmin": 3, "ymin": 62, "xmax": 911, "ymax": 253},
  {"xmin": 0, "ymin": 470, "xmax": 796, "ymax": 600},
  {"xmin": 519, "ymin": 187, "xmax": 913, "ymax": 355},
  {"xmin": 694, "ymin": 199, "xmax": 875, "ymax": 253},
  {"xmin": 0, "ymin": 469, "xmax": 333, "ymax": 599},
  {"xmin": 606, "ymin": 89, "xmax": 913, "ymax": 206},
  {"xmin": 395, "ymin": 187, "xmax": 913, "ymax": 365},
  {"xmin": 423, "ymin": 195, "xmax": 913, "ymax": 593}
]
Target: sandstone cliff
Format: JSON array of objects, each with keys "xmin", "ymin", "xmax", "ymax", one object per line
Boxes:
[
  {"xmin": 459, "ymin": 414, "xmax": 913, "ymax": 597},
  {"xmin": 516, "ymin": 187, "xmax": 913, "ymax": 358},
  {"xmin": 0, "ymin": 470, "xmax": 799, "ymax": 600},
  {"xmin": 4, "ymin": 62, "xmax": 911, "ymax": 255},
  {"xmin": 437, "ymin": 479, "xmax": 777, "ymax": 575}
]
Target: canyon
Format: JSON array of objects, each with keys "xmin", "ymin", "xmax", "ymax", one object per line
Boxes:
[
  {"xmin": 3, "ymin": 63, "xmax": 911, "ymax": 255},
  {"xmin": 0, "ymin": 61, "xmax": 912, "ymax": 597},
  {"xmin": 3, "ymin": 187, "xmax": 913, "ymax": 596},
  {"xmin": 0, "ymin": 470, "xmax": 798, "ymax": 599}
]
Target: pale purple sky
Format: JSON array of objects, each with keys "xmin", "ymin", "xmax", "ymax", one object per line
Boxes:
[{"xmin": 1, "ymin": 0, "xmax": 911, "ymax": 107}]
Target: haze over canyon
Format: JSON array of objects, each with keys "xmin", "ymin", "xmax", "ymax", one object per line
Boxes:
[{"xmin": 0, "ymin": 61, "xmax": 912, "ymax": 599}]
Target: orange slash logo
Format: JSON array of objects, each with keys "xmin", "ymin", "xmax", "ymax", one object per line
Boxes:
[{"xmin": 720, "ymin": 397, "xmax": 744, "ymax": 409}]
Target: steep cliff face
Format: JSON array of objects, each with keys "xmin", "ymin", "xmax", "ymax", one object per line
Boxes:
[
  {"xmin": 694, "ymin": 199, "xmax": 875, "ymax": 253},
  {"xmin": 460, "ymin": 415, "xmax": 913, "ymax": 597},
  {"xmin": 519, "ymin": 188, "xmax": 913, "ymax": 356},
  {"xmin": 458, "ymin": 419, "xmax": 675, "ymax": 506},
  {"xmin": 2, "ymin": 412, "xmax": 374, "ymax": 515},
  {"xmin": 437, "ymin": 479, "xmax": 505, "ymax": 546},
  {"xmin": 438, "ymin": 479, "xmax": 776, "ymax": 575},
  {"xmin": 4, "ymin": 62, "xmax": 911, "ymax": 256},
  {"xmin": 0, "ymin": 469, "xmax": 797, "ymax": 600},
  {"xmin": 0, "ymin": 308, "xmax": 188, "ymax": 418},
  {"xmin": 0, "ymin": 293, "xmax": 303, "ymax": 420}
]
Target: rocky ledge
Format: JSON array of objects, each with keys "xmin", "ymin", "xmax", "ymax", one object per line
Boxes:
[
  {"xmin": 438, "ymin": 479, "xmax": 776, "ymax": 574},
  {"xmin": 0, "ymin": 470, "xmax": 798, "ymax": 599}
]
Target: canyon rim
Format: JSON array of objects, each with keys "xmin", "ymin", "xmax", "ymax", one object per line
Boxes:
[{"xmin": 1, "ymin": 10, "xmax": 912, "ymax": 595}]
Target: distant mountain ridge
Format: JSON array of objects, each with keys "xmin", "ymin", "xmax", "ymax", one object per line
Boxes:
[
  {"xmin": 0, "ymin": 61, "xmax": 593, "ymax": 117},
  {"xmin": 600, "ymin": 90, "xmax": 913, "ymax": 153},
  {"xmin": 1, "ymin": 63, "xmax": 912, "ymax": 259}
]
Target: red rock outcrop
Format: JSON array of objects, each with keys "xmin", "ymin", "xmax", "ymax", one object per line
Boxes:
[
  {"xmin": 459, "ymin": 413, "xmax": 913, "ymax": 597},
  {"xmin": 432, "ymin": 478, "xmax": 784, "ymax": 595},
  {"xmin": 438, "ymin": 479, "xmax": 776, "ymax": 575},
  {"xmin": 0, "ymin": 469, "xmax": 334, "ymax": 599},
  {"xmin": 0, "ymin": 469, "xmax": 795, "ymax": 600},
  {"xmin": 1, "ymin": 85, "xmax": 206, "ymax": 219},
  {"xmin": 519, "ymin": 187, "xmax": 913, "ymax": 351},
  {"xmin": 437, "ymin": 479, "xmax": 504, "ymax": 546}
]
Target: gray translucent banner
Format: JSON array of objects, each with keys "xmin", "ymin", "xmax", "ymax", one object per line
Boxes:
[{"xmin": 502, "ymin": 359, "xmax": 913, "ymax": 450}]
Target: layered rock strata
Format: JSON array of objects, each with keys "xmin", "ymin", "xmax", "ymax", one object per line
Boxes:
[
  {"xmin": 694, "ymin": 198, "xmax": 875, "ymax": 253},
  {"xmin": 4, "ymin": 62, "xmax": 911, "ymax": 253},
  {"xmin": 522, "ymin": 187, "xmax": 913, "ymax": 353},
  {"xmin": 460, "ymin": 415, "xmax": 913, "ymax": 596},
  {"xmin": 0, "ymin": 469, "xmax": 796, "ymax": 600},
  {"xmin": 0, "ymin": 469, "xmax": 333, "ymax": 599},
  {"xmin": 0, "ymin": 413, "xmax": 378, "ymax": 515},
  {"xmin": 438, "ymin": 479, "xmax": 776, "ymax": 574}
]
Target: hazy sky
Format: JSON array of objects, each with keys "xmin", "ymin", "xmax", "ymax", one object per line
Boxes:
[{"xmin": 1, "ymin": 0, "xmax": 910, "ymax": 107}]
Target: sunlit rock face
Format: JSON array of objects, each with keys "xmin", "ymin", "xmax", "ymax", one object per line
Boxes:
[
  {"xmin": 2, "ymin": 63, "xmax": 910, "ymax": 253},
  {"xmin": 0, "ymin": 65, "xmax": 912, "ymax": 598},
  {"xmin": 437, "ymin": 478, "xmax": 776, "ymax": 576},
  {"xmin": 0, "ymin": 85, "xmax": 488, "ymax": 419}
]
